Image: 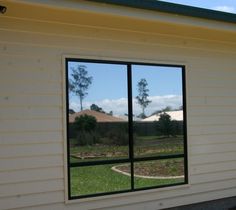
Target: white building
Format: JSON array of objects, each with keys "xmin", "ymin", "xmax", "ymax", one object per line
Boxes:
[{"xmin": 142, "ymin": 111, "xmax": 183, "ymax": 122}]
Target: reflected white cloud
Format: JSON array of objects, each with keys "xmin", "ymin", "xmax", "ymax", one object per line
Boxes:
[{"xmin": 70, "ymin": 95, "xmax": 182, "ymax": 117}]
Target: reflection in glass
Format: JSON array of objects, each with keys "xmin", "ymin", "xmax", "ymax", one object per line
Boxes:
[
  {"xmin": 134, "ymin": 158, "xmax": 185, "ymax": 189},
  {"xmin": 132, "ymin": 65, "xmax": 184, "ymax": 158},
  {"xmin": 68, "ymin": 62, "xmax": 128, "ymax": 163},
  {"xmin": 70, "ymin": 163, "xmax": 131, "ymax": 197}
]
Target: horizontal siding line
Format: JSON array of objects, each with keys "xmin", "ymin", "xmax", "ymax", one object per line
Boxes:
[
  {"xmin": 3, "ymin": 16, "xmax": 236, "ymax": 47},
  {"xmin": 0, "ymin": 177, "xmax": 64, "ymax": 187},
  {"xmin": 0, "ymin": 130, "xmax": 62, "ymax": 134},
  {"xmin": 1, "ymin": 77, "xmax": 64, "ymax": 83},
  {"xmin": 189, "ymin": 77, "xmax": 236, "ymax": 81},
  {"xmin": 189, "ymin": 132, "xmax": 236, "ymax": 136},
  {"xmin": 0, "ymin": 171, "xmax": 64, "ymax": 186},
  {"xmin": 189, "ymin": 76, "xmax": 236, "ymax": 80},
  {"xmin": 170, "ymin": 186, "xmax": 236, "ymax": 206},
  {"xmin": 0, "ymin": 80, "xmax": 61, "ymax": 85},
  {"xmin": 0, "ymin": 93, "xmax": 62, "ymax": 98},
  {"xmin": 0, "ymin": 79, "xmax": 61, "ymax": 84},
  {"xmin": 2, "ymin": 27, "xmax": 236, "ymax": 56},
  {"xmin": 0, "ymin": 142, "xmax": 63, "ymax": 150},
  {"xmin": 0, "ymin": 164, "xmax": 64, "ymax": 173},
  {"xmin": 0, "ymin": 179, "xmax": 235, "ymax": 210},
  {"xmin": 188, "ymin": 131, "xmax": 236, "ymax": 135},
  {"xmin": 188, "ymin": 115, "xmax": 236, "ymax": 119},
  {"xmin": 189, "ymin": 86, "xmax": 236, "ymax": 89},
  {"xmin": 191, "ymin": 159, "xmax": 236, "ymax": 167},
  {"xmin": 0, "ymin": 50, "xmax": 60, "ymax": 59},
  {"xmin": 0, "ymin": 177, "xmax": 235, "ymax": 206},
  {"xmin": 3, "ymin": 29, "xmax": 236, "ymax": 55},
  {"xmin": 6, "ymin": 189, "xmax": 236, "ymax": 210},
  {"xmin": 191, "ymin": 179, "xmax": 236, "ymax": 186},
  {"xmin": 189, "ymin": 95, "xmax": 236, "ymax": 98},
  {"xmin": 189, "ymin": 123, "xmax": 236, "ymax": 126},
  {"xmin": 188, "ymin": 94, "xmax": 236, "ymax": 98},
  {"xmin": 0, "ymin": 40, "xmax": 226, "ymax": 61},
  {"xmin": 0, "ymin": 141, "xmax": 64, "ymax": 147},
  {"xmin": 1, "ymin": 28, "xmax": 236, "ymax": 56},
  {"xmin": 190, "ymin": 150, "xmax": 236, "ymax": 157},
  {"xmin": 188, "ymin": 114, "xmax": 236, "ymax": 118},
  {"xmin": 2, "ymin": 141, "xmax": 64, "ymax": 148},
  {"xmin": 189, "ymin": 125, "xmax": 236, "ymax": 128},
  {"xmin": 190, "ymin": 172, "xmax": 236, "ymax": 185},
  {"xmin": 0, "ymin": 104, "xmax": 62, "ymax": 108},
  {"xmin": 189, "ymin": 96, "xmax": 236, "ymax": 98},
  {"xmin": 66, "ymin": 183, "xmax": 236, "ymax": 209},
  {"xmin": 191, "ymin": 169, "xmax": 236, "ymax": 177},
  {"xmin": 0, "ymin": 189, "xmax": 64, "ymax": 201},
  {"xmin": 190, "ymin": 141, "xmax": 236, "ymax": 146},
  {"xmin": 0, "ymin": 189, "xmax": 64, "ymax": 200},
  {"xmin": 190, "ymin": 163, "xmax": 236, "ymax": 175},
  {"xmin": 0, "ymin": 166, "xmax": 63, "ymax": 176},
  {"xmin": 0, "ymin": 54, "xmax": 62, "ymax": 69},
  {"xmin": 189, "ymin": 104, "xmax": 236, "ymax": 107},
  {"xmin": 190, "ymin": 168, "xmax": 236, "ymax": 176},
  {"xmin": 0, "ymin": 192, "xmax": 64, "ymax": 210},
  {"xmin": 0, "ymin": 184, "xmax": 235, "ymax": 206},
  {"xmin": 0, "ymin": 41, "xmax": 82, "ymax": 53},
  {"xmin": 190, "ymin": 177, "xmax": 236, "ymax": 186},
  {"xmin": 0, "ymin": 93, "xmax": 61, "ymax": 97},
  {"xmin": 0, "ymin": 153, "xmax": 63, "ymax": 159},
  {"xmin": 0, "ymin": 153, "xmax": 63, "ymax": 160},
  {"xmin": 0, "ymin": 160, "xmax": 64, "ymax": 173},
  {"xmin": 0, "ymin": 117, "xmax": 63, "ymax": 121},
  {"xmin": 0, "ymin": 42, "xmax": 217, "ymax": 63},
  {"xmin": 188, "ymin": 83, "xmax": 235, "ymax": 86},
  {"xmin": 0, "ymin": 130, "xmax": 63, "ymax": 135},
  {"xmin": 0, "ymin": 155, "xmax": 63, "ymax": 166},
  {"xmin": 189, "ymin": 105, "xmax": 236, "ymax": 108},
  {"xmin": 190, "ymin": 150, "xmax": 236, "ymax": 156}
]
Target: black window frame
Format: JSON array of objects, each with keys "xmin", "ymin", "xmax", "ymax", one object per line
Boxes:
[{"xmin": 65, "ymin": 58, "xmax": 188, "ymax": 200}]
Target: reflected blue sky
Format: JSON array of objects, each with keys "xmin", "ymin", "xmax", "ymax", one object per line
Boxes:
[{"xmin": 68, "ymin": 62, "xmax": 183, "ymax": 116}]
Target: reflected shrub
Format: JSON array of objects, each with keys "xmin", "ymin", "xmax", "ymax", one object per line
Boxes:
[
  {"xmin": 74, "ymin": 115, "xmax": 100, "ymax": 146},
  {"xmin": 70, "ymin": 121, "xmax": 133, "ymax": 146},
  {"xmin": 77, "ymin": 131, "xmax": 100, "ymax": 146},
  {"xmin": 74, "ymin": 114, "xmax": 97, "ymax": 132},
  {"xmin": 105, "ymin": 128, "xmax": 129, "ymax": 146}
]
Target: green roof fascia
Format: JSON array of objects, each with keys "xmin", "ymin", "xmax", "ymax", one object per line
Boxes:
[{"xmin": 89, "ymin": 0, "xmax": 236, "ymax": 24}]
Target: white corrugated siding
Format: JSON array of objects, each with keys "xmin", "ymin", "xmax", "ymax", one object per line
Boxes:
[{"xmin": 0, "ymin": 1, "xmax": 236, "ymax": 210}]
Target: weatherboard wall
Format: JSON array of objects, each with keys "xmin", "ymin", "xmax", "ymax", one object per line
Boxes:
[{"xmin": 0, "ymin": 0, "xmax": 236, "ymax": 210}]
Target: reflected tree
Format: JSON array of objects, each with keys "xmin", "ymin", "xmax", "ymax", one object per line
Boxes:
[
  {"xmin": 69, "ymin": 65, "xmax": 93, "ymax": 111},
  {"xmin": 136, "ymin": 78, "xmax": 152, "ymax": 118}
]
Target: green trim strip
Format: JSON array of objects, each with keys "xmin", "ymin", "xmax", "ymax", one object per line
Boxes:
[{"xmin": 89, "ymin": 0, "xmax": 236, "ymax": 24}]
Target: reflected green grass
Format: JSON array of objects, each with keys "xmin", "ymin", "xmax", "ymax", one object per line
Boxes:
[{"xmin": 71, "ymin": 164, "xmax": 184, "ymax": 197}]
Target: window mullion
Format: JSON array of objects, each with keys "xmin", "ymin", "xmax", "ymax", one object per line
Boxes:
[{"xmin": 127, "ymin": 64, "xmax": 134, "ymax": 190}]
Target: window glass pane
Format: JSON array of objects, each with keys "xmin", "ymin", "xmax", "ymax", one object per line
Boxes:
[
  {"xmin": 68, "ymin": 62, "xmax": 128, "ymax": 163},
  {"xmin": 134, "ymin": 158, "xmax": 185, "ymax": 189},
  {"xmin": 67, "ymin": 59, "xmax": 187, "ymax": 199},
  {"xmin": 70, "ymin": 163, "xmax": 131, "ymax": 197},
  {"xmin": 132, "ymin": 65, "xmax": 184, "ymax": 158}
]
